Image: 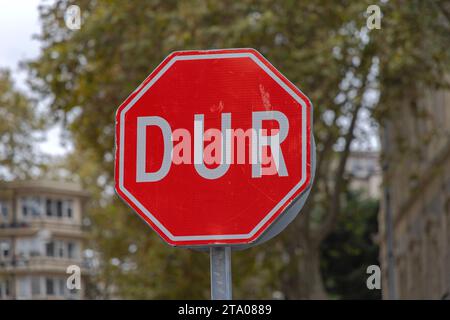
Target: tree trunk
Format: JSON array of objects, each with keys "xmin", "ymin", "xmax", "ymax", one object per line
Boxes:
[{"xmin": 281, "ymin": 241, "xmax": 327, "ymax": 299}]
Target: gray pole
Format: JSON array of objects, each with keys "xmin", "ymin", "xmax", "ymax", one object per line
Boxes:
[
  {"xmin": 210, "ymin": 246, "xmax": 232, "ymax": 300},
  {"xmin": 382, "ymin": 122, "xmax": 397, "ymax": 299}
]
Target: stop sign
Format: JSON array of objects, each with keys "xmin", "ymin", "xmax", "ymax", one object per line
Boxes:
[{"xmin": 115, "ymin": 49, "xmax": 313, "ymax": 248}]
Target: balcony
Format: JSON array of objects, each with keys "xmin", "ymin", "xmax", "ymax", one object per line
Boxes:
[
  {"xmin": 0, "ymin": 255, "xmax": 90, "ymax": 274},
  {"xmin": 0, "ymin": 219, "xmax": 85, "ymax": 238}
]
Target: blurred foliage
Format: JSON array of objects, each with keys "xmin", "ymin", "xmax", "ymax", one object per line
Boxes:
[
  {"xmin": 0, "ymin": 69, "xmax": 45, "ymax": 180},
  {"xmin": 321, "ymin": 192, "xmax": 380, "ymax": 300},
  {"xmin": 372, "ymin": 1, "xmax": 450, "ymax": 174},
  {"xmin": 374, "ymin": 0, "xmax": 450, "ymax": 115},
  {"xmin": 24, "ymin": 0, "xmax": 450, "ymax": 299}
]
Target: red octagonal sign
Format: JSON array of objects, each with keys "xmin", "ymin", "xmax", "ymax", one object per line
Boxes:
[{"xmin": 115, "ymin": 49, "xmax": 313, "ymax": 247}]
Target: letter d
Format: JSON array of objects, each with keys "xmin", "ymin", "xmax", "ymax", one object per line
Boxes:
[{"xmin": 136, "ymin": 116, "xmax": 172, "ymax": 182}]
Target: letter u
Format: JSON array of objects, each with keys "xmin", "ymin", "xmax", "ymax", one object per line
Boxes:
[{"xmin": 194, "ymin": 113, "xmax": 231, "ymax": 179}]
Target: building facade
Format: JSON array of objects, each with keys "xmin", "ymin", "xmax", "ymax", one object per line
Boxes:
[
  {"xmin": 379, "ymin": 88, "xmax": 450, "ymax": 299},
  {"xmin": 0, "ymin": 180, "xmax": 89, "ymax": 299},
  {"xmin": 346, "ymin": 151, "xmax": 382, "ymax": 199}
]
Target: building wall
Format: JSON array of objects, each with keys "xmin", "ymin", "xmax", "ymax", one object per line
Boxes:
[
  {"xmin": 346, "ymin": 151, "xmax": 382, "ymax": 199},
  {"xmin": 0, "ymin": 180, "xmax": 89, "ymax": 300},
  {"xmin": 379, "ymin": 87, "xmax": 450, "ymax": 299}
]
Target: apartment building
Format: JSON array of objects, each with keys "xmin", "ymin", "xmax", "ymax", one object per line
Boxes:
[{"xmin": 0, "ymin": 180, "xmax": 89, "ymax": 299}]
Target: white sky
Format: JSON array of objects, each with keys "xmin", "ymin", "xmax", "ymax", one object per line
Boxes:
[{"xmin": 0, "ymin": 0, "xmax": 68, "ymax": 156}]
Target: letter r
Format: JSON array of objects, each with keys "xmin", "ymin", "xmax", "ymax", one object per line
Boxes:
[{"xmin": 252, "ymin": 111, "xmax": 289, "ymax": 178}]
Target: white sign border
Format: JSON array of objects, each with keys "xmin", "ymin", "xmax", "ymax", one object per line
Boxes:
[{"xmin": 118, "ymin": 52, "xmax": 309, "ymax": 242}]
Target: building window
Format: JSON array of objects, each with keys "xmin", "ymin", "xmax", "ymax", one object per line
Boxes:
[
  {"xmin": 19, "ymin": 278, "xmax": 30, "ymax": 298},
  {"xmin": 68, "ymin": 242, "xmax": 75, "ymax": 259},
  {"xmin": 46, "ymin": 278, "xmax": 54, "ymax": 295},
  {"xmin": 0, "ymin": 201, "xmax": 8, "ymax": 222},
  {"xmin": 65, "ymin": 200, "xmax": 73, "ymax": 218},
  {"xmin": 57, "ymin": 241, "xmax": 64, "ymax": 258},
  {"xmin": 31, "ymin": 277, "xmax": 41, "ymax": 296},
  {"xmin": 21, "ymin": 197, "xmax": 42, "ymax": 218},
  {"xmin": 46, "ymin": 198, "xmax": 52, "ymax": 217},
  {"xmin": 46, "ymin": 240, "xmax": 79, "ymax": 259},
  {"xmin": 0, "ymin": 241, "xmax": 10, "ymax": 260},
  {"xmin": 5, "ymin": 280, "xmax": 10, "ymax": 297},
  {"xmin": 0, "ymin": 279, "xmax": 11, "ymax": 299},
  {"xmin": 58, "ymin": 279, "xmax": 65, "ymax": 296},
  {"xmin": 44, "ymin": 198, "xmax": 75, "ymax": 219},
  {"xmin": 46, "ymin": 242, "xmax": 54, "ymax": 257},
  {"xmin": 31, "ymin": 197, "xmax": 42, "ymax": 217},
  {"xmin": 56, "ymin": 200, "xmax": 63, "ymax": 217},
  {"xmin": 45, "ymin": 278, "xmax": 67, "ymax": 296},
  {"xmin": 22, "ymin": 201, "xmax": 28, "ymax": 217}
]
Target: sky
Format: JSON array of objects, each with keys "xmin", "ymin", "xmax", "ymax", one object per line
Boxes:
[{"xmin": 0, "ymin": 0, "xmax": 69, "ymax": 156}]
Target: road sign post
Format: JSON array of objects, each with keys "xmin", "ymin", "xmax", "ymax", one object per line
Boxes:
[
  {"xmin": 210, "ymin": 247, "xmax": 232, "ymax": 300},
  {"xmin": 115, "ymin": 48, "xmax": 314, "ymax": 299}
]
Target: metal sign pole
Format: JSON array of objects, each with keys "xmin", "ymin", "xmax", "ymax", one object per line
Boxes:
[{"xmin": 210, "ymin": 246, "xmax": 232, "ymax": 300}]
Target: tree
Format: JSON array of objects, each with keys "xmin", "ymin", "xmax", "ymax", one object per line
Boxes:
[
  {"xmin": 320, "ymin": 192, "xmax": 380, "ymax": 300},
  {"xmin": 26, "ymin": 0, "xmax": 450, "ymax": 299},
  {"xmin": 0, "ymin": 69, "xmax": 44, "ymax": 180}
]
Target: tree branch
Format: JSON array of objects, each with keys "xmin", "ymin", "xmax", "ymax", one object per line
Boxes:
[{"xmin": 315, "ymin": 100, "xmax": 363, "ymax": 243}]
